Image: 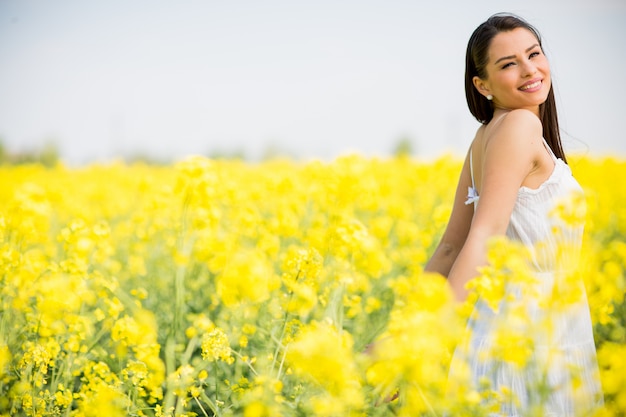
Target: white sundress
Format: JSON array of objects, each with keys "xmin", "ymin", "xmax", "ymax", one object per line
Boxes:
[{"xmin": 448, "ymin": 139, "xmax": 604, "ymax": 416}]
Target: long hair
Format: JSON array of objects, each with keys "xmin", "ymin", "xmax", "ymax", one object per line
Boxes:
[{"xmin": 465, "ymin": 13, "xmax": 566, "ymax": 163}]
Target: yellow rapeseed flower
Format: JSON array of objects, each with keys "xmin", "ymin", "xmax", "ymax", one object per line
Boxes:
[
  {"xmin": 287, "ymin": 321, "xmax": 364, "ymax": 412},
  {"xmin": 0, "ymin": 154, "xmax": 623, "ymax": 415},
  {"xmin": 201, "ymin": 327, "xmax": 233, "ymax": 364}
]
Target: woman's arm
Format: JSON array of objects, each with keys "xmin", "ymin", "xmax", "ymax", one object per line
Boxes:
[
  {"xmin": 447, "ymin": 110, "xmax": 543, "ymax": 301},
  {"xmin": 424, "ymin": 147, "xmax": 476, "ymax": 277}
]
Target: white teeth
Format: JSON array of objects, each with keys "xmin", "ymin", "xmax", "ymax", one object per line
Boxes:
[{"xmin": 520, "ymin": 81, "xmax": 541, "ymax": 90}]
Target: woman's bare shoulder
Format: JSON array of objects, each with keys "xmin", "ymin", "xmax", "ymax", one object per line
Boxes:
[
  {"xmin": 495, "ymin": 109, "xmax": 542, "ymax": 135},
  {"xmin": 486, "ymin": 110, "xmax": 542, "ymax": 149}
]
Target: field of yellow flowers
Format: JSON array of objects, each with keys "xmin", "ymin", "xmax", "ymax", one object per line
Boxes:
[{"xmin": 1, "ymin": 154, "xmax": 624, "ymax": 416}]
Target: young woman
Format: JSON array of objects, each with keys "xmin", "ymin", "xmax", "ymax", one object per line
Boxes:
[{"xmin": 425, "ymin": 14, "xmax": 603, "ymax": 415}]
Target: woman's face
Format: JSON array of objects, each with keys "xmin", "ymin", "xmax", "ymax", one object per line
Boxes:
[{"xmin": 474, "ymin": 27, "xmax": 551, "ymax": 115}]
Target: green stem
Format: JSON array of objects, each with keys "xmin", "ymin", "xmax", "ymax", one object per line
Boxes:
[
  {"xmin": 270, "ymin": 270, "xmax": 301, "ymax": 376},
  {"xmin": 162, "ymin": 337, "xmax": 177, "ymax": 411},
  {"xmin": 276, "ymin": 343, "xmax": 289, "ymax": 381},
  {"xmin": 414, "ymin": 383, "xmax": 438, "ymax": 417},
  {"xmin": 174, "ymin": 260, "xmax": 187, "ymax": 342},
  {"xmin": 194, "ymin": 396, "xmax": 210, "ymax": 417},
  {"xmin": 232, "ymin": 350, "xmax": 258, "ymax": 376},
  {"xmin": 214, "ymin": 361, "xmax": 219, "ymax": 408},
  {"xmin": 200, "ymin": 392, "xmax": 221, "ymax": 417}
]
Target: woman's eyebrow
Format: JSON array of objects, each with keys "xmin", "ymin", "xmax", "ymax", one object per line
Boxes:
[{"xmin": 494, "ymin": 43, "xmax": 540, "ymax": 65}]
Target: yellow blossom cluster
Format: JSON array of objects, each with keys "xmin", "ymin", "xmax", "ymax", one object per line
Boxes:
[{"xmin": 0, "ymin": 154, "xmax": 624, "ymax": 416}]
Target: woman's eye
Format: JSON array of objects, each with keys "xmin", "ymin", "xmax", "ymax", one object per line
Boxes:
[
  {"xmin": 529, "ymin": 51, "xmax": 541, "ymax": 58},
  {"xmin": 501, "ymin": 62, "xmax": 514, "ymax": 69}
]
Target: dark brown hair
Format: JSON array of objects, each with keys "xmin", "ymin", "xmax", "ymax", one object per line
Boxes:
[{"xmin": 465, "ymin": 13, "xmax": 566, "ymax": 163}]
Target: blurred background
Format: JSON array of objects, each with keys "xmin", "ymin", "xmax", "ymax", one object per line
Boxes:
[{"xmin": 1, "ymin": 0, "xmax": 625, "ymax": 165}]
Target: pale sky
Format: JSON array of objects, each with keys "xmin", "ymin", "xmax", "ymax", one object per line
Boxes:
[{"xmin": 1, "ymin": 0, "xmax": 625, "ymax": 164}]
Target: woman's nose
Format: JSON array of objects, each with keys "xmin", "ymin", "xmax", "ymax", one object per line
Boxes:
[{"xmin": 521, "ymin": 60, "xmax": 538, "ymax": 77}]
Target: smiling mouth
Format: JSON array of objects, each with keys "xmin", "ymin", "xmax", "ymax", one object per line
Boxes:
[{"xmin": 519, "ymin": 80, "xmax": 542, "ymax": 91}]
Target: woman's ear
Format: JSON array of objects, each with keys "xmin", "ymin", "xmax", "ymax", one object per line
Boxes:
[{"xmin": 472, "ymin": 76, "xmax": 491, "ymax": 99}]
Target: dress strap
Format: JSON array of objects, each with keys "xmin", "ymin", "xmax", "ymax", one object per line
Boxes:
[
  {"xmin": 469, "ymin": 147, "xmax": 476, "ymax": 190},
  {"xmin": 541, "ymin": 137, "xmax": 558, "ymax": 161},
  {"xmin": 465, "ymin": 147, "xmax": 479, "ymax": 206},
  {"xmin": 468, "ymin": 112, "xmax": 505, "ymax": 188},
  {"xmin": 490, "ymin": 112, "xmax": 509, "ymax": 128}
]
